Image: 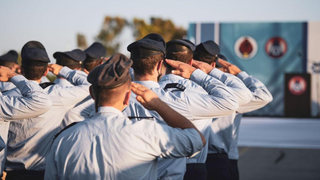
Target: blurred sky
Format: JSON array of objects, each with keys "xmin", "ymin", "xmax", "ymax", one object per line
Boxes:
[{"xmin": 1, "ymin": 0, "xmax": 320, "ymax": 61}]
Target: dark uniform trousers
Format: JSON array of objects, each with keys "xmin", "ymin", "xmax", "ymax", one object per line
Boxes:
[
  {"xmin": 184, "ymin": 163, "xmax": 207, "ymax": 180},
  {"xmin": 5, "ymin": 170, "xmax": 45, "ymax": 180},
  {"xmin": 205, "ymin": 153, "xmax": 231, "ymax": 180},
  {"xmin": 229, "ymin": 159, "xmax": 239, "ymax": 180}
]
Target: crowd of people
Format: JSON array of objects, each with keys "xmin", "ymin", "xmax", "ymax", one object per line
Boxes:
[{"xmin": 0, "ymin": 33, "xmax": 273, "ymax": 180}]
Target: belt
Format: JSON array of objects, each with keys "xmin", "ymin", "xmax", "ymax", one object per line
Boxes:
[
  {"xmin": 5, "ymin": 170, "xmax": 45, "ymax": 180},
  {"xmin": 186, "ymin": 163, "xmax": 206, "ymax": 170},
  {"xmin": 207, "ymin": 153, "xmax": 229, "ymax": 159}
]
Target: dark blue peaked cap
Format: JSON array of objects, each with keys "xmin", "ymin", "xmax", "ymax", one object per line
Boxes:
[
  {"xmin": 166, "ymin": 39, "xmax": 196, "ymax": 52},
  {"xmin": 196, "ymin": 40, "xmax": 220, "ymax": 56},
  {"xmin": 84, "ymin": 42, "xmax": 106, "ymax": 59},
  {"xmin": 127, "ymin": 33, "xmax": 166, "ymax": 54},
  {"xmin": 0, "ymin": 50, "xmax": 19, "ymax": 64},
  {"xmin": 87, "ymin": 53, "xmax": 132, "ymax": 88},
  {"xmin": 54, "ymin": 49, "xmax": 86, "ymax": 62},
  {"xmin": 21, "ymin": 41, "xmax": 50, "ymax": 63}
]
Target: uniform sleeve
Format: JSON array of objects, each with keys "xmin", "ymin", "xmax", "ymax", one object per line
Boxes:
[
  {"xmin": 207, "ymin": 68, "xmax": 253, "ymax": 106},
  {"xmin": 235, "ymin": 72, "xmax": 273, "ymax": 113},
  {"xmin": 0, "ymin": 75, "xmax": 52, "ymax": 120},
  {"xmin": 155, "ymin": 124, "xmax": 204, "ymax": 158},
  {"xmin": 181, "ymin": 69, "xmax": 239, "ymax": 119},
  {"xmin": 55, "ymin": 67, "xmax": 91, "ymax": 110}
]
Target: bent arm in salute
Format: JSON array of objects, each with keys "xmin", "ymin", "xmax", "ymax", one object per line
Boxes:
[
  {"xmin": 131, "ymin": 82, "xmax": 206, "ymax": 147},
  {"xmin": 0, "ymin": 66, "xmax": 52, "ymax": 120}
]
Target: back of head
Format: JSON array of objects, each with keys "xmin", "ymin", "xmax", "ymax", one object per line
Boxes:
[
  {"xmin": 0, "ymin": 50, "xmax": 19, "ymax": 69},
  {"xmin": 87, "ymin": 53, "xmax": 133, "ymax": 107},
  {"xmin": 54, "ymin": 49, "xmax": 86, "ymax": 70},
  {"xmin": 166, "ymin": 39, "xmax": 195, "ymax": 66},
  {"xmin": 21, "ymin": 41, "xmax": 50, "ymax": 80},
  {"xmin": 193, "ymin": 40, "xmax": 220, "ymax": 65},
  {"xmin": 127, "ymin": 33, "xmax": 165, "ymax": 76},
  {"xmin": 84, "ymin": 42, "xmax": 107, "ymax": 72}
]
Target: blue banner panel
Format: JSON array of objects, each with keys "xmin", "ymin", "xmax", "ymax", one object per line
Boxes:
[
  {"xmin": 200, "ymin": 23, "xmax": 215, "ymax": 43},
  {"xmin": 219, "ymin": 22, "xmax": 307, "ymax": 116},
  {"xmin": 187, "ymin": 23, "xmax": 196, "ymax": 44}
]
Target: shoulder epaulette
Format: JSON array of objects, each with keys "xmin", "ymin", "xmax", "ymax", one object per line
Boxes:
[
  {"xmin": 53, "ymin": 122, "xmax": 78, "ymax": 141},
  {"xmin": 128, "ymin": 116, "xmax": 155, "ymax": 121},
  {"xmin": 164, "ymin": 83, "xmax": 186, "ymax": 91},
  {"xmin": 39, "ymin": 82, "xmax": 55, "ymax": 89}
]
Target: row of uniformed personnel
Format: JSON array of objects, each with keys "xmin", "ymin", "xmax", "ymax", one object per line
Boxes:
[{"xmin": 0, "ymin": 33, "xmax": 272, "ymax": 180}]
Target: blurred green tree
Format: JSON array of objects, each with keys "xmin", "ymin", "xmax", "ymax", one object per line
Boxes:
[
  {"xmin": 132, "ymin": 17, "xmax": 187, "ymax": 42},
  {"xmin": 77, "ymin": 33, "xmax": 88, "ymax": 50},
  {"xmin": 96, "ymin": 16, "xmax": 127, "ymax": 56}
]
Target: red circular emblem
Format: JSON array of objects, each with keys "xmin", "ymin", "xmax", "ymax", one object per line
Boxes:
[
  {"xmin": 265, "ymin": 37, "xmax": 287, "ymax": 58},
  {"xmin": 288, "ymin": 76, "xmax": 306, "ymax": 95},
  {"xmin": 234, "ymin": 36, "xmax": 258, "ymax": 60}
]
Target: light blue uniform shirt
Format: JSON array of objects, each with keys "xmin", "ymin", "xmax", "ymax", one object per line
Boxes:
[
  {"xmin": 0, "ymin": 82, "xmax": 16, "ymax": 92},
  {"xmin": 4, "ymin": 67, "xmax": 90, "ymax": 171},
  {"xmin": 0, "ymin": 75, "xmax": 52, "ymax": 174},
  {"xmin": 207, "ymin": 69, "xmax": 253, "ymax": 155},
  {"xmin": 45, "ymin": 106, "xmax": 203, "ymax": 180},
  {"xmin": 228, "ymin": 72, "xmax": 273, "ymax": 160},
  {"xmin": 54, "ymin": 78, "xmax": 73, "ymax": 88},
  {"xmin": 158, "ymin": 73, "xmax": 216, "ymax": 165},
  {"xmin": 61, "ymin": 96, "xmax": 94, "ymax": 128},
  {"xmin": 208, "ymin": 71, "xmax": 272, "ymax": 159}
]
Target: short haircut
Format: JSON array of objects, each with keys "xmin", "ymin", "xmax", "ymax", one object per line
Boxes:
[
  {"xmin": 93, "ymin": 78, "xmax": 131, "ymax": 105},
  {"xmin": 193, "ymin": 49, "xmax": 217, "ymax": 65},
  {"xmin": 131, "ymin": 53, "xmax": 164, "ymax": 76},
  {"xmin": 166, "ymin": 51, "xmax": 193, "ymax": 64},
  {"xmin": 83, "ymin": 58, "xmax": 103, "ymax": 72},
  {"xmin": 166, "ymin": 51, "xmax": 193, "ymax": 72},
  {"xmin": 21, "ymin": 60, "xmax": 48, "ymax": 80},
  {"xmin": 0, "ymin": 61, "xmax": 17, "ymax": 69}
]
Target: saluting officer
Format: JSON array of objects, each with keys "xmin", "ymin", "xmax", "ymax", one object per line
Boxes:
[
  {"xmin": 0, "ymin": 65, "xmax": 52, "ymax": 179},
  {"xmin": 45, "ymin": 53, "xmax": 205, "ymax": 180},
  {"xmin": 53, "ymin": 49, "xmax": 86, "ymax": 87},
  {"xmin": 4, "ymin": 41, "xmax": 90, "ymax": 180}
]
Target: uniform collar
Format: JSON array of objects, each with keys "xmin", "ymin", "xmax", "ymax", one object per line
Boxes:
[
  {"xmin": 134, "ymin": 80, "xmax": 160, "ymax": 89},
  {"xmin": 30, "ymin": 80, "xmax": 40, "ymax": 84},
  {"xmin": 97, "ymin": 106, "xmax": 124, "ymax": 117},
  {"xmin": 160, "ymin": 74, "xmax": 185, "ymax": 82}
]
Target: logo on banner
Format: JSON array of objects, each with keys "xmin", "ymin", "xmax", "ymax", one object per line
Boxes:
[
  {"xmin": 288, "ymin": 76, "xmax": 307, "ymax": 95},
  {"xmin": 234, "ymin": 36, "xmax": 258, "ymax": 60},
  {"xmin": 265, "ymin": 37, "xmax": 287, "ymax": 58}
]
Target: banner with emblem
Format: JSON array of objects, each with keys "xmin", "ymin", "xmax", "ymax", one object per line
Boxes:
[
  {"xmin": 284, "ymin": 73, "xmax": 311, "ymax": 117},
  {"xmin": 188, "ymin": 22, "xmax": 308, "ymax": 116}
]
